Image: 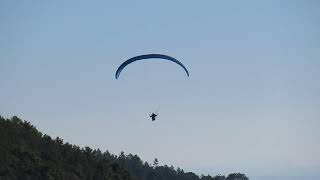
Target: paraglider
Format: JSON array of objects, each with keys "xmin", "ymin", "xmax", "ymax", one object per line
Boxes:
[
  {"xmin": 115, "ymin": 54, "xmax": 189, "ymax": 122},
  {"xmin": 115, "ymin": 54, "xmax": 189, "ymax": 79},
  {"xmin": 149, "ymin": 113, "xmax": 158, "ymax": 121}
]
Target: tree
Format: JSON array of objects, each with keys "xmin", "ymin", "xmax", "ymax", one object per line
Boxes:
[
  {"xmin": 153, "ymin": 158, "xmax": 159, "ymax": 167},
  {"xmin": 226, "ymin": 173, "xmax": 248, "ymax": 180}
]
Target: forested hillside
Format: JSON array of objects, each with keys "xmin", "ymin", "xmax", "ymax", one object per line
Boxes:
[{"xmin": 0, "ymin": 116, "xmax": 248, "ymax": 180}]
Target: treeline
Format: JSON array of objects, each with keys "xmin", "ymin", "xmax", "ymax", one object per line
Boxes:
[
  {"xmin": 0, "ymin": 116, "xmax": 248, "ymax": 180},
  {"xmin": 105, "ymin": 151, "xmax": 248, "ymax": 180},
  {"xmin": 0, "ymin": 116, "xmax": 131, "ymax": 180}
]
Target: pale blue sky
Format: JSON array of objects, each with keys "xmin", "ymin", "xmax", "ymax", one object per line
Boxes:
[{"xmin": 1, "ymin": 1, "xmax": 320, "ymax": 179}]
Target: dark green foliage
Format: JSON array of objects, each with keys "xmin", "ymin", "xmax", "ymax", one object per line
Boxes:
[
  {"xmin": 0, "ymin": 116, "xmax": 249, "ymax": 180},
  {"xmin": 106, "ymin": 152, "xmax": 249, "ymax": 180},
  {"xmin": 0, "ymin": 116, "xmax": 131, "ymax": 180},
  {"xmin": 226, "ymin": 173, "xmax": 249, "ymax": 180}
]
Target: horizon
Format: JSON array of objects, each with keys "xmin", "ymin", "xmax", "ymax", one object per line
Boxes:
[{"xmin": 1, "ymin": 1, "xmax": 320, "ymax": 179}]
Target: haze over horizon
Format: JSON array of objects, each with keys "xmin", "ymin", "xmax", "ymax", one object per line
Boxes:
[{"xmin": 1, "ymin": 1, "xmax": 319, "ymax": 179}]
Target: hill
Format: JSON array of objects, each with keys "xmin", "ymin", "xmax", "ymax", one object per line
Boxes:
[{"xmin": 0, "ymin": 116, "xmax": 248, "ymax": 180}]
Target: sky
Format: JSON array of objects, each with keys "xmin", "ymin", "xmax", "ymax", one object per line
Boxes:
[{"xmin": 1, "ymin": 0, "xmax": 320, "ymax": 179}]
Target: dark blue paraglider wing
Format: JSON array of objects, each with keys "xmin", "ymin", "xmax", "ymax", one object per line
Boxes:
[{"xmin": 115, "ymin": 54, "xmax": 189, "ymax": 79}]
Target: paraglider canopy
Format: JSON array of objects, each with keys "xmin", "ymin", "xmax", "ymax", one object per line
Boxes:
[{"xmin": 115, "ymin": 54, "xmax": 189, "ymax": 79}]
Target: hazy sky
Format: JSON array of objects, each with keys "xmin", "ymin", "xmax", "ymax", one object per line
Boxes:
[{"xmin": 1, "ymin": 1, "xmax": 320, "ymax": 179}]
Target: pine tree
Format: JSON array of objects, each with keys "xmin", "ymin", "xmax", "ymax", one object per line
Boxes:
[{"xmin": 153, "ymin": 158, "xmax": 159, "ymax": 167}]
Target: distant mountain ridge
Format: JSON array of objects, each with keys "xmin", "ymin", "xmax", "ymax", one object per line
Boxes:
[{"xmin": 0, "ymin": 116, "xmax": 248, "ymax": 180}]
